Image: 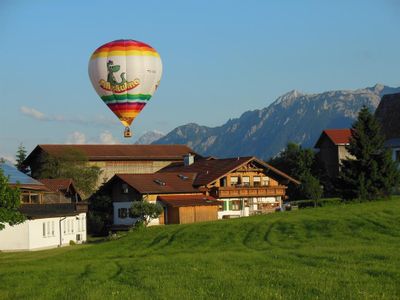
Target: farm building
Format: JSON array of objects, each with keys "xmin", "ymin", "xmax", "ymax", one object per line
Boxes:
[
  {"xmin": 100, "ymin": 155, "xmax": 298, "ymax": 228},
  {"xmin": 0, "ymin": 163, "xmax": 87, "ymax": 251},
  {"xmin": 24, "ymin": 144, "xmax": 197, "ymax": 188},
  {"xmin": 375, "ymin": 92, "xmax": 400, "ymax": 163},
  {"xmin": 314, "ymin": 129, "xmax": 353, "ymax": 178}
]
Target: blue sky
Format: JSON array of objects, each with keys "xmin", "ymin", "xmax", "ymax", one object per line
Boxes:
[{"xmin": 0, "ymin": 0, "xmax": 399, "ymax": 161}]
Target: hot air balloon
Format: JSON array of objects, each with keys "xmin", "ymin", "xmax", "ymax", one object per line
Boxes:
[{"xmin": 88, "ymin": 39, "xmax": 162, "ymax": 138}]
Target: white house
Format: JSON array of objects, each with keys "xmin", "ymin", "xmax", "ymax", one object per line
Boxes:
[{"xmin": 0, "ymin": 163, "xmax": 88, "ymax": 251}]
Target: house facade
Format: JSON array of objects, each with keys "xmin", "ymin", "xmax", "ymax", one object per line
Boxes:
[
  {"xmin": 24, "ymin": 144, "xmax": 197, "ymax": 188},
  {"xmin": 375, "ymin": 92, "xmax": 400, "ymax": 165},
  {"xmin": 314, "ymin": 129, "xmax": 353, "ymax": 178},
  {"xmin": 100, "ymin": 156, "xmax": 298, "ymax": 228},
  {"xmin": 0, "ymin": 163, "xmax": 87, "ymax": 251}
]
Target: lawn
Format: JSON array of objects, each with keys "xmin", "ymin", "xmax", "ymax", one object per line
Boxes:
[{"xmin": 1, "ymin": 198, "xmax": 399, "ymax": 299}]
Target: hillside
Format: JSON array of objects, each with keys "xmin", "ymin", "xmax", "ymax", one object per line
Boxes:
[
  {"xmin": 154, "ymin": 84, "xmax": 400, "ymax": 159},
  {"xmin": 1, "ymin": 198, "xmax": 399, "ymax": 299}
]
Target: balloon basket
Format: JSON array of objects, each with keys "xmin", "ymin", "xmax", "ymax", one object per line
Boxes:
[{"xmin": 124, "ymin": 127, "xmax": 132, "ymax": 138}]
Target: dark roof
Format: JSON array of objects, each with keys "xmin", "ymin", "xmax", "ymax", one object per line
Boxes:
[
  {"xmin": 157, "ymin": 195, "xmax": 220, "ymax": 207},
  {"xmin": 315, "ymin": 129, "xmax": 351, "ymax": 148},
  {"xmin": 0, "ymin": 162, "xmax": 48, "ymax": 191},
  {"xmin": 25, "ymin": 144, "xmax": 196, "ymax": 163},
  {"xmin": 19, "ymin": 203, "xmax": 87, "ymax": 219},
  {"xmin": 113, "ymin": 172, "xmax": 200, "ymax": 194},
  {"xmin": 159, "ymin": 156, "xmax": 300, "ymax": 186}
]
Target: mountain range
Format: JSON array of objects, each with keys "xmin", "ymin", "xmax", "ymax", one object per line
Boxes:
[{"xmin": 151, "ymin": 84, "xmax": 400, "ymax": 159}]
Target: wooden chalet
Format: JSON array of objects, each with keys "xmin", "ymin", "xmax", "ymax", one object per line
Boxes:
[
  {"xmin": 99, "ymin": 172, "xmax": 218, "ymax": 226},
  {"xmin": 314, "ymin": 129, "xmax": 354, "ymax": 178},
  {"xmin": 160, "ymin": 156, "xmax": 299, "ymax": 219},
  {"xmin": 24, "ymin": 144, "xmax": 197, "ymax": 189},
  {"xmin": 38, "ymin": 178, "xmax": 82, "ymax": 203},
  {"xmin": 100, "ymin": 155, "xmax": 299, "ymax": 228}
]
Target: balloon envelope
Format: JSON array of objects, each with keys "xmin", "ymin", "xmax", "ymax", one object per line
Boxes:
[{"xmin": 88, "ymin": 39, "xmax": 162, "ymax": 127}]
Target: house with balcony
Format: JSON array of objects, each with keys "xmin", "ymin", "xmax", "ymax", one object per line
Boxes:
[
  {"xmin": 0, "ymin": 162, "xmax": 87, "ymax": 251},
  {"xmin": 160, "ymin": 156, "xmax": 300, "ymax": 219}
]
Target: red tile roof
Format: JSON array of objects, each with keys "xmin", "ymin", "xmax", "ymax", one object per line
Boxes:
[
  {"xmin": 315, "ymin": 129, "xmax": 352, "ymax": 147},
  {"xmin": 114, "ymin": 172, "xmax": 200, "ymax": 194},
  {"xmin": 25, "ymin": 144, "xmax": 196, "ymax": 162},
  {"xmin": 38, "ymin": 178, "xmax": 74, "ymax": 193},
  {"xmin": 159, "ymin": 157, "xmax": 300, "ymax": 186},
  {"xmin": 157, "ymin": 195, "xmax": 220, "ymax": 207}
]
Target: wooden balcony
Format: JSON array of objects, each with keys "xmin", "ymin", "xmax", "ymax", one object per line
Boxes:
[{"xmin": 210, "ymin": 186, "xmax": 286, "ymax": 198}]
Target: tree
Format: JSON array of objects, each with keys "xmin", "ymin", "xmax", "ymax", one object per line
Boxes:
[
  {"xmin": 88, "ymin": 192, "xmax": 113, "ymax": 235},
  {"xmin": 269, "ymin": 143, "xmax": 322, "ymax": 200},
  {"xmin": 338, "ymin": 106, "xmax": 400, "ymax": 201},
  {"xmin": 37, "ymin": 149, "xmax": 102, "ymax": 198},
  {"xmin": 301, "ymin": 173, "xmax": 323, "ymax": 207},
  {"xmin": 0, "ymin": 168, "xmax": 25, "ymax": 231},
  {"xmin": 130, "ymin": 201, "xmax": 163, "ymax": 227},
  {"xmin": 15, "ymin": 143, "xmax": 29, "ymax": 174}
]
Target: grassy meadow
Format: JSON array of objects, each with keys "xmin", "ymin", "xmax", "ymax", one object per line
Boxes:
[{"xmin": 1, "ymin": 198, "xmax": 399, "ymax": 299}]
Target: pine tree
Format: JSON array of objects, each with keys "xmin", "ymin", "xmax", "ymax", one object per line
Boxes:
[
  {"xmin": 15, "ymin": 143, "xmax": 29, "ymax": 174},
  {"xmin": 338, "ymin": 106, "xmax": 400, "ymax": 201}
]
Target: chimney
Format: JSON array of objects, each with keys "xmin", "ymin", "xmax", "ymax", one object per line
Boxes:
[{"xmin": 184, "ymin": 153, "xmax": 194, "ymax": 166}]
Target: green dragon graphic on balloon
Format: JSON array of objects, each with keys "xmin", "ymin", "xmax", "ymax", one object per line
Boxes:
[{"xmin": 107, "ymin": 60, "xmax": 126, "ymax": 85}]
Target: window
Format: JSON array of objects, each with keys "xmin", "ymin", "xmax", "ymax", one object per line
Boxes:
[
  {"xmin": 396, "ymin": 150, "xmax": 400, "ymax": 162},
  {"xmin": 230, "ymin": 176, "xmax": 238, "ymax": 187},
  {"xmin": 230, "ymin": 200, "xmax": 242, "ymax": 211},
  {"xmin": 219, "ymin": 177, "xmax": 227, "ymax": 187},
  {"xmin": 121, "ymin": 183, "xmax": 129, "ymax": 194},
  {"xmin": 118, "ymin": 208, "xmax": 128, "ymax": 219},
  {"xmin": 78, "ymin": 217, "xmax": 81, "ymax": 232},
  {"xmin": 82, "ymin": 216, "xmax": 86, "ymax": 231},
  {"xmin": 262, "ymin": 176, "xmax": 269, "ymax": 186},
  {"xmin": 22, "ymin": 194, "xmax": 30, "ymax": 204},
  {"xmin": 242, "ymin": 177, "xmax": 250, "ymax": 187},
  {"xmin": 51, "ymin": 221, "xmax": 55, "ymax": 236},
  {"xmin": 31, "ymin": 194, "xmax": 40, "ymax": 204},
  {"xmin": 47, "ymin": 221, "xmax": 50, "ymax": 236},
  {"xmin": 253, "ymin": 176, "xmax": 261, "ymax": 187},
  {"xmin": 63, "ymin": 221, "xmax": 66, "ymax": 234},
  {"xmin": 72, "ymin": 220, "xmax": 74, "ymax": 233},
  {"xmin": 67, "ymin": 220, "xmax": 70, "ymax": 234},
  {"xmin": 42, "ymin": 222, "xmax": 46, "ymax": 237}
]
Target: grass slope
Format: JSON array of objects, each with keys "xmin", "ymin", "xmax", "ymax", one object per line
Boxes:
[{"xmin": 1, "ymin": 199, "xmax": 400, "ymax": 299}]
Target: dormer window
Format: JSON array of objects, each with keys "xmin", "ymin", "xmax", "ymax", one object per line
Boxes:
[
  {"xmin": 262, "ymin": 176, "xmax": 269, "ymax": 186},
  {"xmin": 253, "ymin": 176, "xmax": 261, "ymax": 187},
  {"xmin": 230, "ymin": 176, "xmax": 238, "ymax": 187},
  {"xmin": 121, "ymin": 183, "xmax": 129, "ymax": 194}
]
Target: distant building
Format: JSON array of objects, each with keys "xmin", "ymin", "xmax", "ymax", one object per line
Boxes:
[
  {"xmin": 100, "ymin": 156, "xmax": 299, "ymax": 229},
  {"xmin": 314, "ymin": 129, "xmax": 353, "ymax": 178},
  {"xmin": 38, "ymin": 178, "xmax": 82, "ymax": 203},
  {"xmin": 0, "ymin": 163, "xmax": 87, "ymax": 251},
  {"xmin": 375, "ymin": 92, "xmax": 400, "ymax": 164},
  {"xmin": 24, "ymin": 144, "xmax": 196, "ymax": 188}
]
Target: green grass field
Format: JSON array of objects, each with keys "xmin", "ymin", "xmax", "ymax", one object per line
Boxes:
[{"xmin": 1, "ymin": 198, "xmax": 399, "ymax": 299}]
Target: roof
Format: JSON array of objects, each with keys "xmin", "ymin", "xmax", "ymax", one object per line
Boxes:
[
  {"xmin": 159, "ymin": 156, "xmax": 300, "ymax": 186},
  {"xmin": 38, "ymin": 178, "xmax": 75, "ymax": 193},
  {"xmin": 19, "ymin": 203, "xmax": 87, "ymax": 219},
  {"xmin": 24, "ymin": 144, "xmax": 196, "ymax": 163},
  {"xmin": 314, "ymin": 129, "xmax": 352, "ymax": 148},
  {"xmin": 157, "ymin": 195, "xmax": 220, "ymax": 207},
  {"xmin": 112, "ymin": 172, "xmax": 200, "ymax": 194},
  {"xmin": 0, "ymin": 162, "xmax": 48, "ymax": 191}
]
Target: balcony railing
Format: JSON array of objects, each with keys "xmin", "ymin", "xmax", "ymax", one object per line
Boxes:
[{"xmin": 210, "ymin": 186, "xmax": 286, "ymax": 198}]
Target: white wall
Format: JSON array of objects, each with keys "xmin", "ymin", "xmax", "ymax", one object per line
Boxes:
[
  {"xmin": 0, "ymin": 213, "xmax": 87, "ymax": 251},
  {"xmin": 113, "ymin": 201, "xmax": 160, "ymax": 226},
  {"xmin": 0, "ymin": 222, "xmax": 29, "ymax": 251}
]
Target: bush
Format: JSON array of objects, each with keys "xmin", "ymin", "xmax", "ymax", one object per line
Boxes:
[{"xmin": 289, "ymin": 198, "xmax": 342, "ymax": 209}]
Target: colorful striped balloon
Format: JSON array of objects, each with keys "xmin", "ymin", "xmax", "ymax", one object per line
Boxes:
[{"xmin": 88, "ymin": 39, "xmax": 162, "ymax": 135}]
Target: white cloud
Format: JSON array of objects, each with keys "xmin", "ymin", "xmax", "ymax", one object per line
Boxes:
[
  {"xmin": 67, "ymin": 131, "xmax": 86, "ymax": 144},
  {"xmin": 20, "ymin": 106, "xmax": 47, "ymax": 120},
  {"xmin": 20, "ymin": 106, "xmax": 118, "ymax": 126},
  {"xmin": 99, "ymin": 131, "xmax": 119, "ymax": 144},
  {"xmin": 65, "ymin": 130, "xmax": 119, "ymax": 145}
]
